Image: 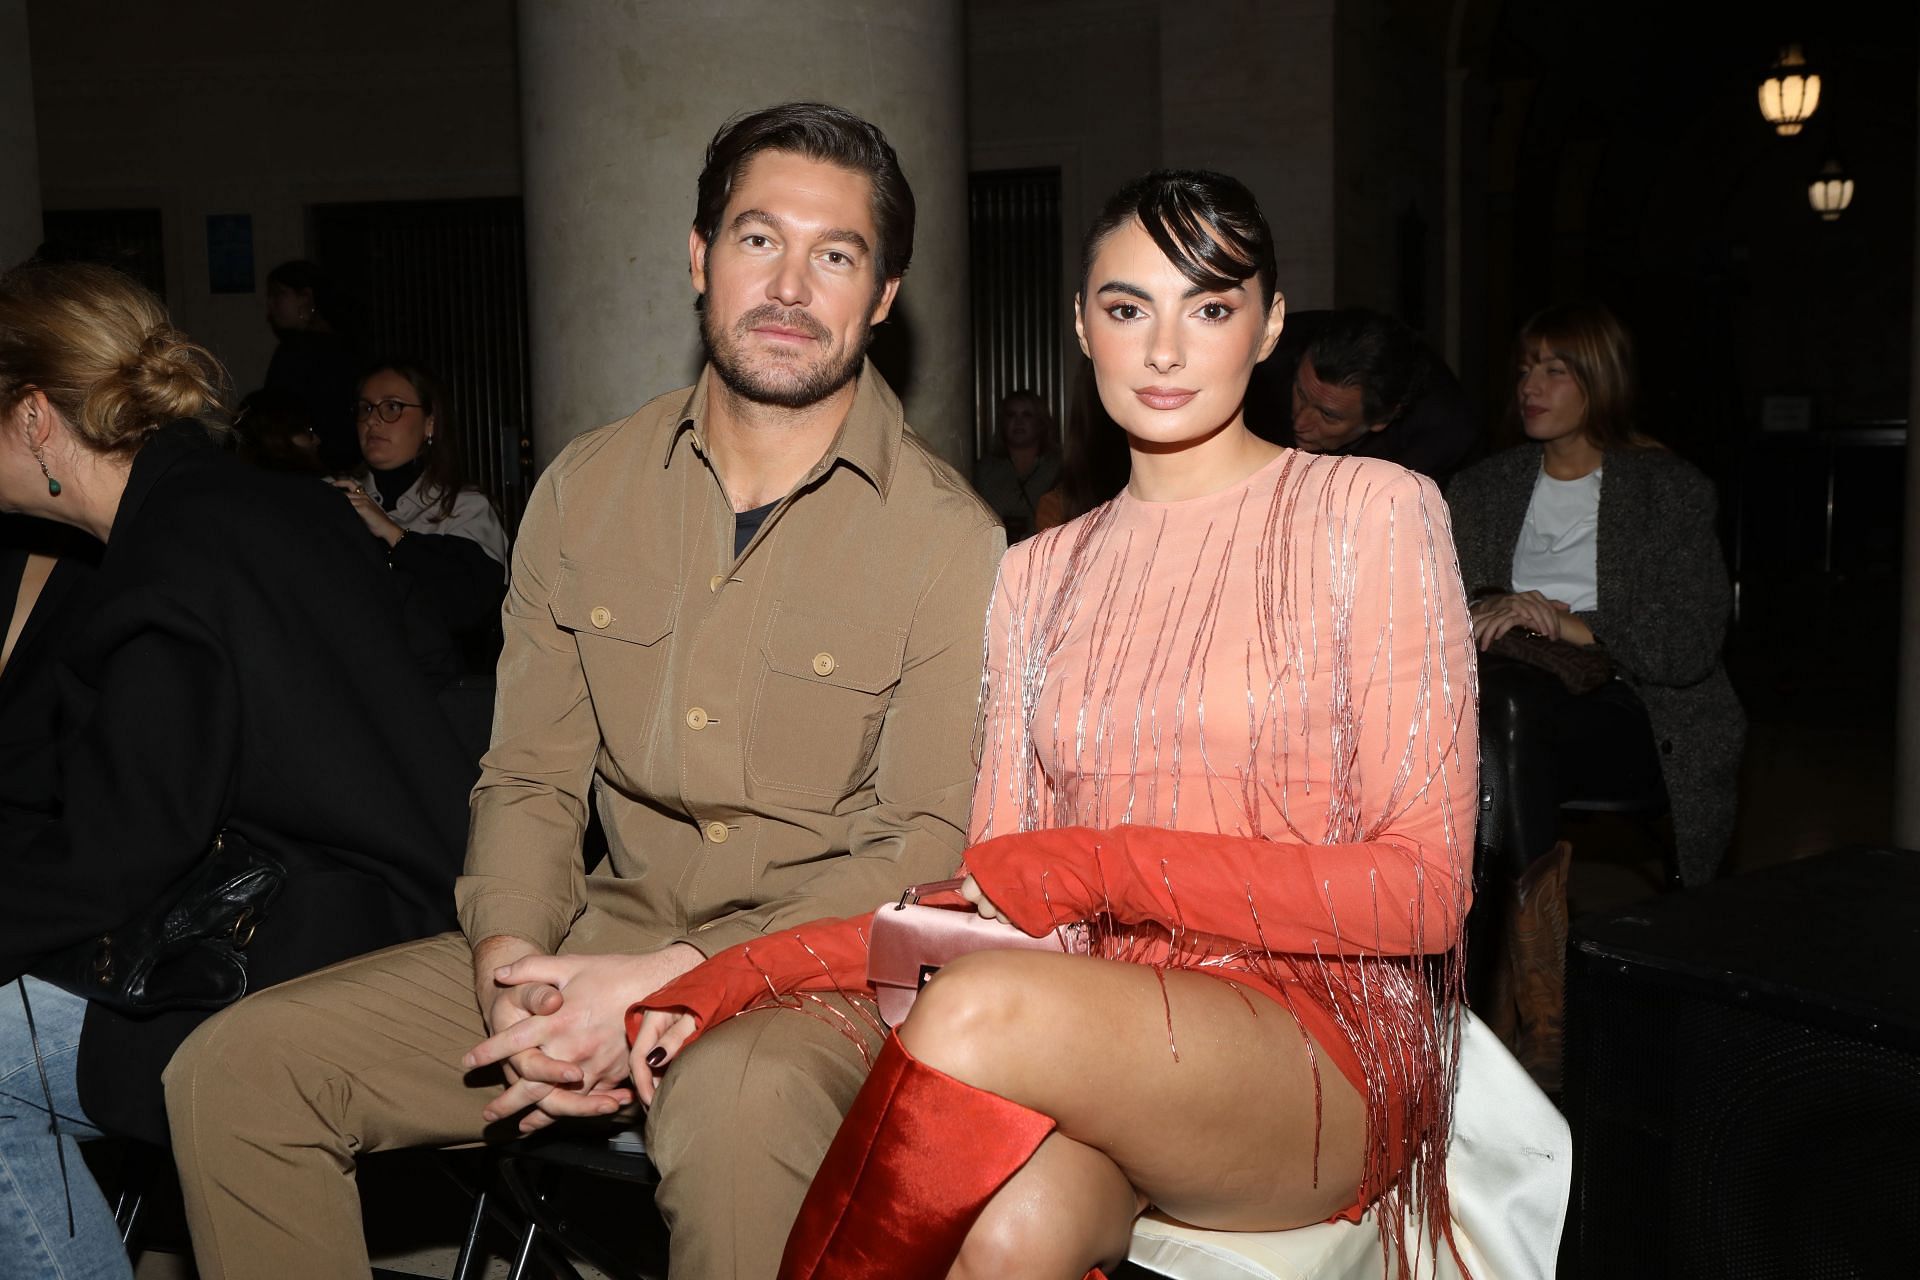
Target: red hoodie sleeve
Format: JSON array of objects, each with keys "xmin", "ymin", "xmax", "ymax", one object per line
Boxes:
[{"xmin": 964, "ymin": 823, "xmax": 1468, "ymax": 957}]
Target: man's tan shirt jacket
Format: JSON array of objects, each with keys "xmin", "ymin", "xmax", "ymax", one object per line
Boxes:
[{"xmin": 456, "ymin": 364, "xmax": 1005, "ymax": 961}]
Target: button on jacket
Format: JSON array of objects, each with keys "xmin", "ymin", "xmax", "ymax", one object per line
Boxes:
[{"xmin": 457, "ymin": 363, "xmax": 1005, "ymax": 960}]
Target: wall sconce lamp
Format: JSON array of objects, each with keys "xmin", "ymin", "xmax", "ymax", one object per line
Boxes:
[
  {"xmin": 1758, "ymin": 44, "xmax": 1822, "ymax": 136},
  {"xmin": 1808, "ymin": 159, "xmax": 1855, "ymax": 221}
]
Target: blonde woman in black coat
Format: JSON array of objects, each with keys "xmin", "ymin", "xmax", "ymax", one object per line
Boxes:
[
  {"xmin": 0, "ymin": 262, "xmax": 472, "ymax": 1278},
  {"xmin": 1445, "ymin": 301, "xmax": 1743, "ymax": 1083}
]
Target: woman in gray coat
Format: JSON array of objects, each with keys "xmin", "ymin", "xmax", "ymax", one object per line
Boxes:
[{"xmin": 1447, "ymin": 301, "xmax": 1743, "ymax": 1080}]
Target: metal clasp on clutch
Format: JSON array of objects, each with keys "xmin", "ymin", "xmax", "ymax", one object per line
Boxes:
[{"xmin": 894, "ymin": 877, "xmax": 968, "ymax": 910}]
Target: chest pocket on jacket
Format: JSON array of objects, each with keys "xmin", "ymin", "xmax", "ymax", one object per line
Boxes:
[
  {"xmin": 748, "ymin": 602, "xmax": 905, "ymax": 800},
  {"xmin": 551, "ymin": 564, "xmax": 678, "ymax": 749}
]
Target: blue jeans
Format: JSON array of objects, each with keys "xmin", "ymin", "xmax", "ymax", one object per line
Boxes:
[{"xmin": 0, "ymin": 978, "xmax": 134, "ymax": 1279}]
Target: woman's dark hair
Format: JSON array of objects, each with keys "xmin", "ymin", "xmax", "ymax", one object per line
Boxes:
[
  {"xmin": 1511, "ymin": 300, "xmax": 1651, "ymax": 451},
  {"xmin": 358, "ymin": 360, "xmax": 471, "ymax": 522},
  {"xmin": 1053, "ymin": 360, "xmax": 1130, "ymax": 522},
  {"xmin": 1303, "ymin": 309, "xmax": 1423, "ymax": 428},
  {"xmin": 694, "ymin": 102, "xmax": 916, "ymax": 285},
  {"xmin": 1079, "ymin": 170, "xmax": 1278, "ymax": 307}
]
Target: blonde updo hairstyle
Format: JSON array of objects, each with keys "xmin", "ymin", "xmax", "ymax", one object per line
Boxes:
[{"xmin": 0, "ymin": 261, "xmax": 227, "ymax": 455}]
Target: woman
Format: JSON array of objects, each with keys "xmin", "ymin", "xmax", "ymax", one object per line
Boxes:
[
  {"xmin": 0, "ymin": 262, "xmax": 473, "ymax": 1278},
  {"xmin": 608, "ymin": 172, "xmax": 1478, "ymax": 1279},
  {"xmin": 1445, "ymin": 300, "xmax": 1743, "ymax": 1082},
  {"xmin": 972, "ymin": 389, "xmax": 1062, "ymax": 541},
  {"xmin": 334, "ymin": 361, "xmax": 509, "ymax": 670}
]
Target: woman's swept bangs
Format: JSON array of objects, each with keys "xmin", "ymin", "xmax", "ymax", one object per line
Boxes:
[{"xmin": 1082, "ymin": 170, "xmax": 1277, "ymax": 305}]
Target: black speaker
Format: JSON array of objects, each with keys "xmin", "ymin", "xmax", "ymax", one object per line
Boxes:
[{"xmin": 1565, "ymin": 847, "xmax": 1920, "ymax": 1279}]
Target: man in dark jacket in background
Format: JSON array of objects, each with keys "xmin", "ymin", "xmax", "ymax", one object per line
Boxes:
[{"xmin": 1250, "ymin": 307, "xmax": 1481, "ymax": 484}]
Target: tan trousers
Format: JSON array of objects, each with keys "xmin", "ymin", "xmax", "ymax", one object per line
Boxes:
[{"xmin": 161, "ymin": 932, "xmax": 882, "ymax": 1280}]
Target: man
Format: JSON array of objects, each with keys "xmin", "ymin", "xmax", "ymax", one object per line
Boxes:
[
  {"xmin": 163, "ymin": 102, "xmax": 1004, "ymax": 1280},
  {"xmin": 1249, "ymin": 308, "xmax": 1480, "ymax": 484}
]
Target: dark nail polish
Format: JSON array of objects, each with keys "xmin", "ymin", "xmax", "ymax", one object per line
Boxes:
[{"xmin": 645, "ymin": 1047, "xmax": 668, "ymax": 1069}]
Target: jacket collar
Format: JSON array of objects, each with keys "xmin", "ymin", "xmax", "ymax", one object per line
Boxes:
[
  {"xmin": 106, "ymin": 419, "xmax": 220, "ymax": 547},
  {"xmin": 662, "ymin": 359, "xmax": 903, "ymax": 501}
]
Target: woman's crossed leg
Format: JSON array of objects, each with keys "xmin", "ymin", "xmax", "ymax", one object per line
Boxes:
[{"xmin": 895, "ymin": 949, "xmax": 1367, "ymax": 1280}]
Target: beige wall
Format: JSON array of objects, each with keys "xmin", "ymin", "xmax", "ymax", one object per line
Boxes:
[
  {"xmin": 1159, "ymin": 0, "xmax": 1338, "ymax": 311},
  {"xmin": 27, "ymin": 0, "xmax": 520, "ymax": 394},
  {"xmin": 967, "ymin": 0, "xmax": 1162, "ymax": 423},
  {"xmin": 968, "ymin": 0, "xmax": 1439, "ymax": 328},
  {"xmin": 1, "ymin": 1, "xmax": 42, "ymax": 269},
  {"xmin": 1334, "ymin": 0, "xmax": 1447, "ymax": 331},
  {"xmin": 28, "ymin": 0, "xmax": 1443, "ymax": 414},
  {"xmin": 969, "ymin": 0, "xmax": 1162, "ymax": 249}
]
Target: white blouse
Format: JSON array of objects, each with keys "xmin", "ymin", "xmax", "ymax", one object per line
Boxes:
[{"xmin": 1510, "ymin": 466, "xmax": 1601, "ymax": 613}]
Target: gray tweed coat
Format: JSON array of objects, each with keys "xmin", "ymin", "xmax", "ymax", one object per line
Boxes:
[{"xmin": 1445, "ymin": 444, "xmax": 1745, "ymax": 884}]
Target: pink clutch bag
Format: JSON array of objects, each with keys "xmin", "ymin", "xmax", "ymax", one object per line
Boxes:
[{"xmin": 867, "ymin": 878, "xmax": 1088, "ymax": 1026}]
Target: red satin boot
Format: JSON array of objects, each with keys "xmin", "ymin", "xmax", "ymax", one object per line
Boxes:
[{"xmin": 779, "ymin": 1032, "xmax": 1058, "ymax": 1280}]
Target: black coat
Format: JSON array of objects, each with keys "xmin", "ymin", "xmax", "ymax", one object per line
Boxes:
[
  {"xmin": 1, "ymin": 520, "xmax": 101, "ymax": 822},
  {"xmin": 2, "ymin": 423, "xmax": 474, "ymax": 1142}
]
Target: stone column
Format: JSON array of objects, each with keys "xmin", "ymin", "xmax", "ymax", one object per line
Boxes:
[
  {"xmin": 516, "ymin": 0, "xmax": 969, "ymax": 468},
  {"xmin": 0, "ymin": 0, "xmax": 42, "ymax": 270},
  {"xmin": 1895, "ymin": 63, "xmax": 1920, "ymax": 848}
]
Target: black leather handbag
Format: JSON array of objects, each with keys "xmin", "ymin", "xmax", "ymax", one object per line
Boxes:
[{"xmin": 37, "ymin": 829, "xmax": 287, "ymax": 1014}]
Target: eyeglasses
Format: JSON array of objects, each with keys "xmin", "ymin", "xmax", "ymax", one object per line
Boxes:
[{"xmin": 355, "ymin": 398, "xmax": 424, "ymax": 423}]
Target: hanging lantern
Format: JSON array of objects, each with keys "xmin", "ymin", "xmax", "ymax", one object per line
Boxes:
[
  {"xmin": 1758, "ymin": 44, "xmax": 1822, "ymax": 136},
  {"xmin": 1808, "ymin": 159, "xmax": 1854, "ymax": 221}
]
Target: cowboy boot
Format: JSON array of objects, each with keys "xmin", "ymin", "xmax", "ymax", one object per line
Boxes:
[
  {"xmin": 779, "ymin": 1033, "xmax": 1057, "ymax": 1280},
  {"xmin": 1506, "ymin": 841, "xmax": 1571, "ymax": 1094}
]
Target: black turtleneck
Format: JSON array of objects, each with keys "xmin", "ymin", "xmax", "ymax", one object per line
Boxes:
[{"xmin": 370, "ymin": 459, "xmax": 425, "ymax": 511}]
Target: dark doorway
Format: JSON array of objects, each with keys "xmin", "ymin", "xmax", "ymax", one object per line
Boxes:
[
  {"xmin": 969, "ymin": 168, "xmax": 1065, "ymax": 459},
  {"xmin": 311, "ymin": 197, "xmax": 534, "ymax": 527}
]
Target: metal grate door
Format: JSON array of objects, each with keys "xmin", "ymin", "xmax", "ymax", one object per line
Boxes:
[
  {"xmin": 969, "ymin": 169, "xmax": 1065, "ymax": 459},
  {"xmin": 311, "ymin": 198, "xmax": 534, "ymax": 527}
]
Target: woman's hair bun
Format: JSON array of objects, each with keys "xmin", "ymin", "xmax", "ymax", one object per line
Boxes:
[
  {"xmin": 117, "ymin": 325, "xmax": 225, "ymax": 432},
  {"xmin": 0, "ymin": 261, "xmax": 229, "ymax": 455}
]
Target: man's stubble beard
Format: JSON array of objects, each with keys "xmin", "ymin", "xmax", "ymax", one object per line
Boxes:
[{"xmin": 702, "ymin": 299, "xmax": 877, "ymax": 410}]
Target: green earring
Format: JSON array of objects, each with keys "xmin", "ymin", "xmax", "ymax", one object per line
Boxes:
[{"xmin": 32, "ymin": 445, "xmax": 60, "ymax": 496}]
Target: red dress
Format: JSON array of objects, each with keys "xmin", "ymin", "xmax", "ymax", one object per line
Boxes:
[{"xmin": 636, "ymin": 451, "xmax": 1478, "ymax": 1243}]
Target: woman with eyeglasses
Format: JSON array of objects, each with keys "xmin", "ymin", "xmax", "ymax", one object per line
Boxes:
[{"xmin": 334, "ymin": 362, "xmax": 509, "ymax": 671}]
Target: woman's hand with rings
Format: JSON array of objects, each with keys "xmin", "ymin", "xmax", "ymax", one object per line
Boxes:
[
  {"xmin": 326, "ymin": 478, "xmax": 406, "ymax": 547},
  {"xmin": 1470, "ymin": 590, "xmax": 1565, "ymax": 650}
]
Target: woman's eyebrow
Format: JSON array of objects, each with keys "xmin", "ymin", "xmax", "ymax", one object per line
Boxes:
[{"xmin": 1094, "ymin": 279, "xmax": 1246, "ymax": 301}]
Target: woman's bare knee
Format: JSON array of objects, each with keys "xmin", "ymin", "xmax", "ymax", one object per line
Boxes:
[{"xmin": 897, "ymin": 950, "xmax": 1034, "ymax": 1087}]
